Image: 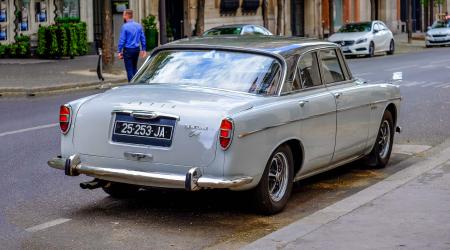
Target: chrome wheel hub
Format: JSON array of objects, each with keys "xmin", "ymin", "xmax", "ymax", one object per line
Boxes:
[
  {"xmin": 378, "ymin": 120, "xmax": 391, "ymax": 159},
  {"xmin": 268, "ymin": 152, "xmax": 289, "ymax": 202}
]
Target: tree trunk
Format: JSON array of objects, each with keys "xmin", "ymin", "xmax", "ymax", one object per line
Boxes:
[
  {"xmin": 329, "ymin": 0, "xmax": 334, "ymax": 35},
  {"xmin": 195, "ymin": 0, "xmax": 205, "ymax": 36},
  {"xmin": 262, "ymin": 0, "xmax": 269, "ymax": 28},
  {"xmin": 159, "ymin": 0, "xmax": 167, "ymax": 45},
  {"xmin": 277, "ymin": 0, "xmax": 284, "ymax": 35},
  {"xmin": 370, "ymin": 0, "xmax": 376, "ymax": 20},
  {"xmin": 102, "ymin": 0, "xmax": 114, "ymax": 71}
]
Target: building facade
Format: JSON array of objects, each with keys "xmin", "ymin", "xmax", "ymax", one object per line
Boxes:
[{"xmin": 3, "ymin": 0, "xmax": 446, "ymax": 47}]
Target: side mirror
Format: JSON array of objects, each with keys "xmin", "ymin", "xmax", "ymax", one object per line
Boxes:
[{"xmin": 373, "ymin": 29, "xmax": 379, "ymax": 34}]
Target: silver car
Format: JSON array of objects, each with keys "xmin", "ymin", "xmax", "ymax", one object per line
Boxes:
[
  {"xmin": 425, "ymin": 19, "xmax": 450, "ymax": 47},
  {"xmin": 48, "ymin": 36, "xmax": 401, "ymax": 214},
  {"xmin": 203, "ymin": 24, "xmax": 272, "ymax": 36}
]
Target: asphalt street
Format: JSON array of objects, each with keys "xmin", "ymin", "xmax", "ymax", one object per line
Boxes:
[{"xmin": 1, "ymin": 47, "xmax": 449, "ymax": 249}]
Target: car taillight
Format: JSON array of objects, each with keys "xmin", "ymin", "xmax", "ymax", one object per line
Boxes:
[
  {"xmin": 59, "ymin": 105, "xmax": 71, "ymax": 134},
  {"xmin": 219, "ymin": 118, "xmax": 234, "ymax": 150}
]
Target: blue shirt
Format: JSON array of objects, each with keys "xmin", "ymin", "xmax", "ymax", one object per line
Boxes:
[{"xmin": 117, "ymin": 19, "xmax": 146, "ymax": 52}]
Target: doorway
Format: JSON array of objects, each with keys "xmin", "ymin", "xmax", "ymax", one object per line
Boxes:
[
  {"xmin": 291, "ymin": 0, "xmax": 305, "ymax": 36},
  {"xmin": 165, "ymin": 0, "xmax": 184, "ymax": 40}
]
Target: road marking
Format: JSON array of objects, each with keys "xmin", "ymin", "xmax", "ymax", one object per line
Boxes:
[
  {"xmin": 25, "ymin": 218, "xmax": 71, "ymax": 233},
  {"xmin": 0, "ymin": 123, "xmax": 58, "ymax": 137},
  {"xmin": 385, "ymin": 64, "xmax": 417, "ymax": 71},
  {"xmin": 418, "ymin": 81, "xmax": 440, "ymax": 87},
  {"xmin": 401, "ymin": 81, "xmax": 425, "ymax": 87},
  {"xmin": 392, "ymin": 144, "xmax": 432, "ymax": 156},
  {"xmin": 433, "ymin": 82, "xmax": 450, "ymax": 88}
]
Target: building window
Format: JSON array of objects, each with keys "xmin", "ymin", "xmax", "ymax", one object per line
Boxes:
[
  {"xmin": 220, "ymin": 0, "xmax": 239, "ymax": 15},
  {"xmin": 241, "ymin": 0, "xmax": 259, "ymax": 12},
  {"xmin": 57, "ymin": 0, "xmax": 79, "ymax": 18},
  {"xmin": 0, "ymin": 0, "xmax": 7, "ymax": 23},
  {"xmin": 35, "ymin": 0, "xmax": 48, "ymax": 22},
  {"xmin": 18, "ymin": 0, "xmax": 30, "ymax": 31}
]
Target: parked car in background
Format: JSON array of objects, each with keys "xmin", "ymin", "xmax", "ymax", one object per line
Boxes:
[
  {"xmin": 48, "ymin": 36, "xmax": 401, "ymax": 214},
  {"xmin": 203, "ymin": 24, "xmax": 273, "ymax": 36},
  {"xmin": 328, "ymin": 21, "xmax": 395, "ymax": 57},
  {"xmin": 425, "ymin": 19, "xmax": 450, "ymax": 47}
]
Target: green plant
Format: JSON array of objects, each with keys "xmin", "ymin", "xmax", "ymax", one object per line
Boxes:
[
  {"xmin": 37, "ymin": 26, "xmax": 47, "ymax": 56},
  {"xmin": 0, "ymin": 44, "xmax": 6, "ymax": 57},
  {"xmin": 48, "ymin": 26, "xmax": 60, "ymax": 57},
  {"xmin": 76, "ymin": 22, "xmax": 88, "ymax": 55},
  {"xmin": 142, "ymin": 15, "xmax": 157, "ymax": 30},
  {"xmin": 67, "ymin": 25, "xmax": 78, "ymax": 57},
  {"xmin": 58, "ymin": 25, "xmax": 69, "ymax": 56},
  {"xmin": 14, "ymin": 35, "xmax": 30, "ymax": 57}
]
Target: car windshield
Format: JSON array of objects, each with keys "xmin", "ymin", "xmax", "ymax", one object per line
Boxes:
[
  {"xmin": 431, "ymin": 20, "xmax": 450, "ymax": 29},
  {"xmin": 338, "ymin": 22, "xmax": 372, "ymax": 32},
  {"xmin": 204, "ymin": 27, "xmax": 242, "ymax": 35},
  {"xmin": 133, "ymin": 50, "xmax": 282, "ymax": 95}
]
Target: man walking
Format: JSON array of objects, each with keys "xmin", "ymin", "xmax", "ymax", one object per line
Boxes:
[{"xmin": 117, "ymin": 9, "xmax": 147, "ymax": 82}]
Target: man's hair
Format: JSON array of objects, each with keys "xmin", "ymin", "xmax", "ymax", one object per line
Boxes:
[{"xmin": 124, "ymin": 9, "xmax": 133, "ymax": 18}]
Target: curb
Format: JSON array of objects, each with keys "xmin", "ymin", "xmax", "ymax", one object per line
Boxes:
[
  {"xmin": 243, "ymin": 138, "xmax": 450, "ymax": 250},
  {"xmin": 0, "ymin": 78, "xmax": 128, "ymax": 97}
]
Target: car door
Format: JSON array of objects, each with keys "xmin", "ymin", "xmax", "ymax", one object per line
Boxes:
[
  {"xmin": 372, "ymin": 23, "xmax": 384, "ymax": 52},
  {"xmin": 318, "ymin": 48, "xmax": 370, "ymax": 163},
  {"xmin": 285, "ymin": 51, "xmax": 337, "ymax": 174},
  {"xmin": 379, "ymin": 22, "xmax": 391, "ymax": 51}
]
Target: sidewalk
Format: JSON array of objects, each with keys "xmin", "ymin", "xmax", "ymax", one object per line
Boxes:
[
  {"xmin": 0, "ymin": 55, "xmax": 143, "ymax": 96},
  {"xmin": 394, "ymin": 32, "xmax": 427, "ymax": 54},
  {"xmin": 244, "ymin": 140, "xmax": 450, "ymax": 250}
]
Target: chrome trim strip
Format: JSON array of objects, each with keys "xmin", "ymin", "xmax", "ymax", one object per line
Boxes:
[
  {"xmin": 47, "ymin": 156, "xmax": 253, "ymax": 190},
  {"xmin": 336, "ymin": 97, "xmax": 402, "ymax": 113},
  {"xmin": 238, "ymin": 110, "xmax": 336, "ymax": 138},
  {"xmin": 112, "ymin": 109, "xmax": 180, "ymax": 120}
]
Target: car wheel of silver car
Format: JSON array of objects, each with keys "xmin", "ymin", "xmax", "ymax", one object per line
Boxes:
[
  {"xmin": 368, "ymin": 42, "xmax": 375, "ymax": 57},
  {"xmin": 387, "ymin": 40, "xmax": 395, "ymax": 55},
  {"xmin": 364, "ymin": 110, "xmax": 394, "ymax": 169},
  {"xmin": 102, "ymin": 181, "xmax": 141, "ymax": 198},
  {"xmin": 252, "ymin": 144, "xmax": 294, "ymax": 214}
]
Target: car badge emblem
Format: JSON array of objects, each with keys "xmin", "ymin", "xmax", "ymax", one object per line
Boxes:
[
  {"xmin": 185, "ymin": 125, "xmax": 208, "ymax": 137},
  {"xmin": 341, "ymin": 42, "xmax": 346, "ymax": 46}
]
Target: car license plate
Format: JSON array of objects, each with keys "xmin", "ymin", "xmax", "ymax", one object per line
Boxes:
[
  {"xmin": 114, "ymin": 121, "xmax": 173, "ymax": 140},
  {"xmin": 112, "ymin": 114, "xmax": 175, "ymax": 147}
]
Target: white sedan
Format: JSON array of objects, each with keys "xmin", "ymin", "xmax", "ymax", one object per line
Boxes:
[{"xmin": 328, "ymin": 21, "xmax": 395, "ymax": 57}]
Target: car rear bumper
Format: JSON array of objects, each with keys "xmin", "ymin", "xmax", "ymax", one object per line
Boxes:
[{"xmin": 48, "ymin": 154, "xmax": 253, "ymax": 191}]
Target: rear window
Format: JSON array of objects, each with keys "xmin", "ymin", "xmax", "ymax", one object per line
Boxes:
[
  {"xmin": 204, "ymin": 27, "xmax": 242, "ymax": 35},
  {"xmin": 133, "ymin": 50, "xmax": 282, "ymax": 95}
]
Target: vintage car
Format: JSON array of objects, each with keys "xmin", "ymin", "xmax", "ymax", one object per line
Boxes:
[{"xmin": 48, "ymin": 36, "xmax": 401, "ymax": 214}]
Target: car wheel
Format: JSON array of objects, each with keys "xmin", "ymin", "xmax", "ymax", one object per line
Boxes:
[
  {"xmin": 387, "ymin": 40, "xmax": 395, "ymax": 55},
  {"xmin": 364, "ymin": 110, "xmax": 394, "ymax": 169},
  {"xmin": 252, "ymin": 144, "xmax": 294, "ymax": 214},
  {"xmin": 368, "ymin": 42, "xmax": 375, "ymax": 57},
  {"xmin": 102, "ymin": 181, "xmax": 141, "ymax": 198}
]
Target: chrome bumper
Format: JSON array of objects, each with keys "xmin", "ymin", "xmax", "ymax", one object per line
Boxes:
[{"xmin": 47, "ymin": 154, "xmax": 253, "ymax": 191}]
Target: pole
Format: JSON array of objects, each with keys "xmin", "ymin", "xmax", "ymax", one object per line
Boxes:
[
  {"xmin": 159, "ymin": 0, "xmax": 167, "ymax": 45},
  {"xmin": 329, "ymin": 0, "xmax": 334, "ymax": 35},
  {"xmin": 408, "ymin": 0, "xmax": 412, "ymax": 43}
]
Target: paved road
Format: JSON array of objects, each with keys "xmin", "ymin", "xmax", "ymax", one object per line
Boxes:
[{"xmin": 1, "ymin": 47, "xmax": 449, "ymax": 249}]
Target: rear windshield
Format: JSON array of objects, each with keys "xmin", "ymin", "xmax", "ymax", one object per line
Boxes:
[
  {"xmin": 133, "ymin": 50, "xmax": 282, "ymax": 95},
  {"xmin": 338, "ymin": 22, "xmax": 372, "ymax": 32},
  {"xmin": 204, "ymin": 27, "xmax": 242, "ymax": 35}
]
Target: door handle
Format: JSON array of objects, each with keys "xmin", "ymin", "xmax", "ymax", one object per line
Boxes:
[
  {"xmin": 299, "ymin": 100, "xmax": 309, "ymax": 107},
  {"xmin": 334, "ymin": 92, "xmax": 343, "ymax": 98}
]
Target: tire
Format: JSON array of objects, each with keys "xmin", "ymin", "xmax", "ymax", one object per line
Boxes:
[
  {"xmin": 368, "ymin": 42, "xmax": 375, "ymax": 57},
  {"xmin": 252, "ymin": 144, "xmax": 294, "ymax": 214},
  {"xmin": 387, "ymin": 40, "xmax": 395, "ymax": 55},
  {"xmin": 364, "ymin": 110, "xmax": 394, "ymax": 169},
  {"xmin": 102, "ymin": 181, "xmax": 141, "ymax": 198}
]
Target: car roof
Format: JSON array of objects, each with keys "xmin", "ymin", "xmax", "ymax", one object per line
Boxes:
[
  {"xmin": 209, "ymin": 24, "xmax": 261, "ymax": 29},
  {"xmin": 158, "ymin": 36, "xmax": 337, "ymax": 58}
]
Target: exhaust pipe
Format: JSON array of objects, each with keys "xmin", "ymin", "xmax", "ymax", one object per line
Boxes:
[{"xmin": 80, "ymin": 179, "xmax": 106, "ymax": 190}]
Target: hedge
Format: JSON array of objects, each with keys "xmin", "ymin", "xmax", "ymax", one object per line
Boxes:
[
  {"xmin": 0, "ymin": 35, "xmax": 30, "ymax": 58},
  {"xmin": 37, "ymin": 21, "xmax": 88, "ymax": 58}
]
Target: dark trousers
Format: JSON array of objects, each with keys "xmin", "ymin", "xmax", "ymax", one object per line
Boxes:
[{"xmin": 123, "ymin": 47, "xmax": 140, "ymax": 82}]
